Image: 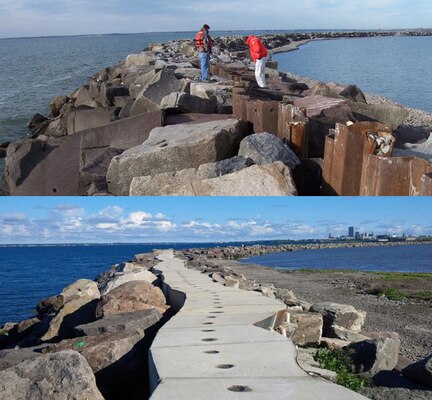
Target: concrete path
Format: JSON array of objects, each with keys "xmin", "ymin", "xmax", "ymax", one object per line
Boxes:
[{"xmin": 149, "ymin": 250, "xmax": 368, "ymax": 399}]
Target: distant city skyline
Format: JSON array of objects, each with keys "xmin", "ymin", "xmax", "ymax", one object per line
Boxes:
[
  {"xmin": 0, "ymin": 197, "xmax": 431, "ymax": 245},
  {"xmin": 0, "ymin": 1, "xmax": 431, "ymax": 39}
]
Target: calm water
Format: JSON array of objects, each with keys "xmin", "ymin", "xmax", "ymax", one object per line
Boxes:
[
  {"xmin": 0, "ymin": 240, "xmax": 284, "ymax": 325},
  {"xmin": 240, "ymin": 244, "xmax": 432, "ymax": 274},
  {"xmin": 275, "ymin": 36, "xmax": 432, "ymax": 112},
  {"xmin": 0, "ymin": 30, "xmax": 290, "ymax": 145}
]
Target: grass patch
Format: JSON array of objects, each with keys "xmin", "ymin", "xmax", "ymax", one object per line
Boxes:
[
  {"xmin": 410, "ymin": 290, "xmax": 432, "ymax": 301},
  {"xmin": 299, "ymin": 269, "xmax": 359, "ymax": 273},
  {"xmin": 314, "ymin": 348, "xmax": 370, "ymax": 392},
  {"xmin": 375, "ymin": 272, "xmax": 432, "ymax": 282}
]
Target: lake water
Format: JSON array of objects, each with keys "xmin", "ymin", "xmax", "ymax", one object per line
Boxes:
[
  {"xmin": 0, "ymin": 29, "xmax": 290, "ymax": 145},
  {"xmin": 240, "ymin": 244, "xmax": 432, "ymax": 274},
  {"xmin": 0, "ymin": 240, "xmax": 282, "ymax": 325},
  {"xmin": 274, "ymin": 36, "xmax": 432, "ymax": 112}
]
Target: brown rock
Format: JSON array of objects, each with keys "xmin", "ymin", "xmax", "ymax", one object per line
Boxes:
[
  {"xmin": 289, "ymin": 312, "xmax": 323, "ymax": 346},
  {"xmin": 96, "ymin": 281, "xmax": 168, "ymax": 317}
]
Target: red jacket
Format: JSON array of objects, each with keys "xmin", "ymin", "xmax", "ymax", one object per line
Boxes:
[
  {"xmin": 246, "ymin": 35, "xmax": 268, "ymax": 62},
  {"xmin": 195, "ymin": 29, "xmax": 213, "ymax": 52}
]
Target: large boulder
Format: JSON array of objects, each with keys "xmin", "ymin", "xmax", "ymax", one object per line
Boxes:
[
  {"xmin": 348, "ymin": 332, "xmax": 401, "ymax": 375},
  {"xmin": 402, "ymin": 353, "xmax": 432, "ymax": 388},
  {"xmin": 65, "ymin": 107, "xmax": 112, "ymax": 136},
  {"xmin": 327, "ymin": 83, "xmax": 367, "ymax": 103},
  {"xmin": 130, "ymin": 161, "xmax": 298, "ymax": 196},
  {"xmin": 74, "ymin": 309, "xmax": 161, "ymax": 337},
  {"xmin": 131, "ymin": 69, "xmax": 181, "ymax": 110},
  {"xmin": 309, "ymin": 302, "xmax": 366, "ymax": 335},
  {"xmin": 96, "ymin": 281, "xmax": 169, "ymax": 317},
  {"xmin": 238, "ymin": 132, "xmax": 301, "ymax": 170},
  {"xmin": 78, "ymin": 111, "xmax": 163, "ymax": 195},
  {"xmin": 41, "ymin": 279, "xmax": 100, "ymax": 341},
  {"xmin": 125, "ymin": 51, "xmax": 156, "ymax": 67},
  {"xmin": 107, "ymin": 118, "xmax": 248, "ymax": 195},
  {"xmin": 101, "ymin": 270, "xmax": 159, "ymax": 295},
  {"xmin": 121, "ymin": 65, "xmax": 156, "ymax": 87},
  {"xmin": 288, "ymin": 312, "xmax": 323, "ymax": 347},
  {"xmin": 0, "ymin": 350, "xmax": 104, "ymax": 400},
  {"xmin": 160, "ymin": 92, "xmax": 217, "ymax": 114},
  {"xmin": 174, "ymin": 67, "xmax": 201, "ymax": 80},
  {"xmin": 347, "ymin": 101, "xmax": 409, "ymax": 130}
]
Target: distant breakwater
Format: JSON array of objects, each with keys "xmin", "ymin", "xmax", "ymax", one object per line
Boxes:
[
  {"xmin": 177, "ymin": 240, "xmax": 432, "ymax": 261},
  {"xmin": 1, "ymin": 30, "xmax": 432, "ymax": 196}
]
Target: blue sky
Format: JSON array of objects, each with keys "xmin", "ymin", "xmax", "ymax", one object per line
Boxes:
[
  {"xmin": 0, "ymin": 1, "xmax": 430, "ymax": 38},
  {"xmin": 0, "ymin": 197, "xmax": 431, "ymax": 244}
]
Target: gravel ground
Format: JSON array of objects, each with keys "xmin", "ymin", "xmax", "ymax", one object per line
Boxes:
[{"xmin": 210, "ymin": 259, "xmax": 432, "ymax": 400}]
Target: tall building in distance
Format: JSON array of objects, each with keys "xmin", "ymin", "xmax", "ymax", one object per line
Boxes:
[{"xmin": 348, "ymin": 226, "xmax": 354, "ymax": 238}]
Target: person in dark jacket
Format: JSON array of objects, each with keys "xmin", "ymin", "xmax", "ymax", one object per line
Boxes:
[
  {"xmin": 195, "ymin": 24, "xmax": 213, "ymax": 81},
  {"xmin": 246, "ymin": 35, "xmax": 268, "ymax": 88}
]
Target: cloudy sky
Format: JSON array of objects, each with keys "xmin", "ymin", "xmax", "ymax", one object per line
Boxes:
[
  {"xmin": 0, "ymin": 197, "xmax": 431, "ymax": 244},
  {"xmin": 0, "ymin": 0, "xmax": 430, "ymax": 38}
]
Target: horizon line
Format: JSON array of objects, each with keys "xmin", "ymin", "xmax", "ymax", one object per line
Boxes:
[{"xmin": 1, "ymin": 27, "xmax": 431, "ymax": 41}]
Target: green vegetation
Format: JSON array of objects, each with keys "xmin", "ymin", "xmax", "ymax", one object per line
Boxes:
[
  {"xmin": 74, "ymin": 340, "xmax": 88, "ymax": 349},
  {"xmin": 411, "ymin": 290, "xmax": 432, "ymax": 301},
  {"xmin": 299, "ymin": 269, "xmax": 359, "ymax": 273},
  {"xmin": 314, "ymin": 348, "xmax": 370, "ymax": 392},
  {"xmin": 368, "ymin": 287, "xmax": 432, "ymax": 301},
  {"xmin": 376, "ymin": 272, "xmax": 432, "ymax": 282}
]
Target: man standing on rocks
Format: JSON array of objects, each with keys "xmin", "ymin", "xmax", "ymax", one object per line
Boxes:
[
  {"xmin": 247, "ymin": 35, "xmax": 268, "ymax": 88},
  {"xmin": 195, "ymin": 24, "xmax": 213, "ymax": 82}
]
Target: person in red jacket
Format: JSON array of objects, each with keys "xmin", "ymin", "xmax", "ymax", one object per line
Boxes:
[
  {"xmin": 195, "ymin": 24, "xmax": 213, "ymax": 81},
  {"xmin": 246, "ymin": 35, "xmax": 268, "ymax": 88}
]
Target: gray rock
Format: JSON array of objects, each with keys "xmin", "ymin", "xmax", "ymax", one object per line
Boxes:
[
  {"xmin": 275, "ymin": 288, "xmax": 298, "ymax": 306},
  {"xmin": 0, "ymin": 350, "xmax": 104, "ymax": 400},
  {"xmin": 130, "ymin": 161, "xmax": 298, "ymax": 196},
  {"xmin": 289, "ymin": 312, "xmax": 323, "ymax": 347},
  {"xmin": 174, "ymin": 68, "xmax": 201, "ymax": 80},
  {"xmin": 208, "ymin": 156, "xmax": 255, "ymax": 178},
  {"xmin": 125, "ymin": 51, "xmax": 156, "ymax": 67},
  {"xmin": 328, "ymin": 82, "xmax": 367, "ymax": 103},
  {"xmin": 49, "ymin": 96, "xmax": 69, "ymax": 117},
  {"xmin": 65, "ymin": 107, "xmax": 112, "ymax": 136},
  {"xmin": 327, "ymin": 325, "xmax": 369, "ymax": 342},
  {"xmin": 310, "ymin": 302, "xmax": 366, "ymax": 334},
  {"xmin": 42, "ymin": 279, "xmax": 100, "ymax": 341},
  {"xmin": 121, "ymin": 65, "xmax": 156, "ymax": 87},
  {"xmin": 160, "ymin": 92, "xmax": 217, "ymax": 114},
  {"xmin": 348, "ymin": 332, "xmax": 401, "ymax": 375},
  {"xmin": 238, "ymin": 132, "xmax": 301, "ymax": 169},
  {"xmin": 101, "ymin": 270, "xmax": 158, "ymax": 295},
  {"xmin": 130, "ymin": 95, "xmax": 160, "ymax": 116},
  {"xmin": 74, "ymin": 309, "xmax": 161, "ymax": 337},
  {"xmin": 78, "ymin": 111, "xmax": 163, "ymax": 194},
  {"xmin": 135, "ymin": 68, "xmax": 181, "ymax": 106},
  {"xmin": 348, "ymin": 101, "xmax": 409, "ymax": 130},
  {"xmin": 402, "ymin": 353, "xmax": 432, "ymax": 388},
  {"xmin": 107, "ymin": 118, "xmax": 248, "ymax": 195}
]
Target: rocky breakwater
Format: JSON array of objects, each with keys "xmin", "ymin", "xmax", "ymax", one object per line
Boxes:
[
  {"xmin": 0, "ymin": 252, "xmax": 170, "ymax": 400},
  {"xmin": 2, "ymin": 31, "xmax": 431, "ymax": 196},
  {"xmin": 177, "ymin": 248, "xmax": 432, "ymax": 399},
  {"xmin": 180, "ymin": 239, "xmax": 427, "ymax": 261}
]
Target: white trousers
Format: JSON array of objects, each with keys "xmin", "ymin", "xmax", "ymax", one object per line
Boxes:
[{"xmin": 255, "ymin": 57, "xmax": 267, "ymax": 88}]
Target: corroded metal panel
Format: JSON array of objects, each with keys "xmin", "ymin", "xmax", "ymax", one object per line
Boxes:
[
  {"xmin": 246, "ymin": 99, "xmax": 279, "ymax": 135},
  {"xmin": 420, "ymin": 173, "xmax": 432, "ymax": 196},
  {"xmin": 361, "ymin": 156, "xmax": 432, "ymax": 196}
]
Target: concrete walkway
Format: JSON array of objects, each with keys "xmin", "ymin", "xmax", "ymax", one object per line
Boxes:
[{"xmin": 149, "ymin": 250, "xmax": 368, "ymax": 399}]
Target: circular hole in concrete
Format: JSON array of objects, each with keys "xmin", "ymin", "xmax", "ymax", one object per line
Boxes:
[
  {"xmin": 214, "ymin": 306, "xmax": 224, "ymax": 309},
  {"xmin": 207, "ymin": 316, "xmax": 217, "ymax": 319},
  {"xmin": 204, "ymin": 350, "xmax": 219, "ymax": 354},
  {"xmin": 203, "ymin": 322, "xmax": 214, "ymax": 325},
  {"xmin": 217, "ymin": 364, "xmax": 234, "ymax": 369},
  {"xmin": 227, "ymin": 385, "xmax": 253, "ymax": 393},
  {"xmin": 202, "ymin": 338, "xmax": 217, "ymax": 342},
  {"xmin": 202, "ymin": 329, "xmax": 215, "ymax": 332},
  {"xmin": 210, "ymin": 311, "xmax": 224, "ymax": 314}
]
